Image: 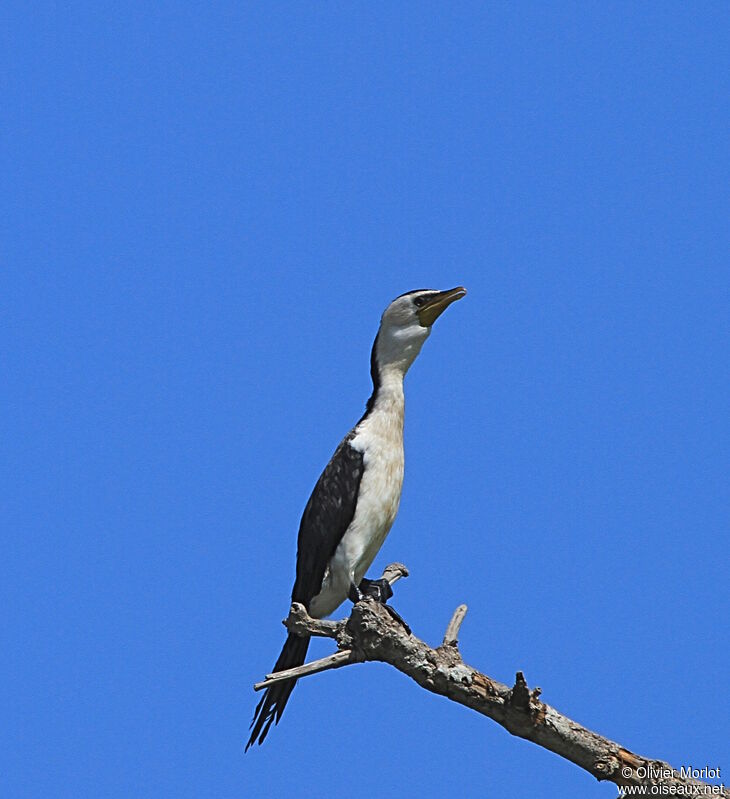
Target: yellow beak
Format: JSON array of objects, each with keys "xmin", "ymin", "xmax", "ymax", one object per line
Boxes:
[{"xmin": 417, "ymin": 286, "xmax": 467, "ymax": 327}]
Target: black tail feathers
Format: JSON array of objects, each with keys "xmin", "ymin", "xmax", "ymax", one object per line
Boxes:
[{"xmin": 246, "ymin": 633, "xmax": 310, "ymax": 750}]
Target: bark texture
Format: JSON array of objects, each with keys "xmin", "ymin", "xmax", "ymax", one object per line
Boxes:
[{"xmin": 256, "ymin": 564, "xmax": 727, "ymax": 797}]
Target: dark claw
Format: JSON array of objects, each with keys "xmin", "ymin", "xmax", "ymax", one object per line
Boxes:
[
  {"xmin": 382, "ymin": 604, "xmax": 411, "ymax": 635},
  {"xmin": 358, "ymin": 577, "xmax": 393, "ymax": 604},
  {"xmin": 357, "ymin": 577, "xmax": 410, "ymax": 635}
]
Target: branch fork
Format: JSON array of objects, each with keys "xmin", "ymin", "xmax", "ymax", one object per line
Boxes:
[
  {"xmin": 253, "ymin": 563, "xmax": 727, "ymax": 798},
  {"xmin": 254, "ymin": 563, "xmax": 410, "ymax": 691}
]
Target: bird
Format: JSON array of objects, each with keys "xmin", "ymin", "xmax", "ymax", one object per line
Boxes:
[{"xmin": 246, "ymin": 286, "xmax": 466, "ymax": 750}]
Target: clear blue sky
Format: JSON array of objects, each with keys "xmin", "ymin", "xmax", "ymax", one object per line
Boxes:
[{"xmin": 4, "ymin": 3, "xmax": 728, "ymax": 798}]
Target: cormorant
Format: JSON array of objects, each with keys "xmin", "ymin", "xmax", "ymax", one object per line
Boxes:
[{"xmin": 247, "ymin": 287, "xmax": 466, "ymax": 749}]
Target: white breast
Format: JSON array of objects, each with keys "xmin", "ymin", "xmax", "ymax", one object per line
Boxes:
[
  {"xmin": 344, "ymin": 416, "xmax": 404, "ymax": 578},
  {"xmin": 308, "ymin": 388, "xmax": 405, "ymax": 619}
]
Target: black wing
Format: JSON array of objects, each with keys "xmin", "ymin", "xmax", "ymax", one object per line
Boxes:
[
  {"xmin": 245, "ymin": 432, "xmax": 365, "ymax": 750},
  {"xmin": 291, "ymin": 431, "xmax": 364, "ymax": 606}
]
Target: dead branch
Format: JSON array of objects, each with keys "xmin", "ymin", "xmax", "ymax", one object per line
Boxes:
[
  {"xmin": 253, "ymin": 564, "xmax": 727, "ymax": 797},
  {"xmin": 254, "ymin": 562, "xmax": 409, "ymax": 691}
]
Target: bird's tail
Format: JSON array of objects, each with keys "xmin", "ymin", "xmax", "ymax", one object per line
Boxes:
[{"xmin": 246, "ymin": 632, "xmax": 310, "ymax": 750}]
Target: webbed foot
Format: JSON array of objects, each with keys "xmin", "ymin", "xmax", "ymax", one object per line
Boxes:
[
  {"xmin": 347, "ymin": 582, "xmax": 364, "ymax": 604},
  {"xmin": 358, "ymin": 577, "xmax": 393, "ymax": 603},
  {"xmin": 354, "ymin": 577, "xmax": 410, "ymax": 635}
]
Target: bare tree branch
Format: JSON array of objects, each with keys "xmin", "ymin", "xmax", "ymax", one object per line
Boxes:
[
  {"xmin": 442, "ymin": 603, "xmax": 468, "ymax": 646},
  {"xmin": 254, "ymin": 563, "xmax": 409, "ymax": 692},
  {"xmin": 253, "ymin": 563, "xmax": 727, "ymax": 797}
]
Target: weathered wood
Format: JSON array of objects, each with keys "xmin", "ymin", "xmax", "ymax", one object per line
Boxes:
[
  {"xmin": 441, "ymin": 603, "xmax": 468, "ymax": 647},
  {"xmin": 253, "ymin": 563, "xmax": 727, "ymax": 797},
  {"xmin": 255, "ymin": 563, "xmax": 410, "ymax": 693},
  {"xmin": 254, "ymin": 651, "xmax": 356, "ymax": 691}
]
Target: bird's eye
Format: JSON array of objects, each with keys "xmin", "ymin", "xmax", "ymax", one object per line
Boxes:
[{"xmin": 413, "ymin": 297, "xmax": 426, "ymax": 308}]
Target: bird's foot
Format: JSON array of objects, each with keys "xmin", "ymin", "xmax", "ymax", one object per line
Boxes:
[
  {"xmin": 347, "ymin": 582, "xmax": 364, "ymax": 604},
  {"xmin": 348, "ymin": 577, "xmax": 411, "ymax": 635},
  {"xmin": 358, "ymin": 577, "xmax": 393, "ymax": 604}
]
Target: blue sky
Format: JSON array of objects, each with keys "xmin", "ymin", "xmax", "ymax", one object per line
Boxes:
[{"xmin": 3, "ymin": 3, "xmax": 729, "ymax": 798}]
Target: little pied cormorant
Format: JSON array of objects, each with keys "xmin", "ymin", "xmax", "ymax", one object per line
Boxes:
[{"xmin": 246, "ymin": 286, "xmax": 467, "ymax": 749}]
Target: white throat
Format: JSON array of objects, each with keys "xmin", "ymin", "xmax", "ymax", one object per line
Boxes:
[
  {"xmin": 364, "ymin": 322, "xmax": 429, "ymax": 420},
  {"xmin": 375, "ymin": 323, "xmax": 430, "ymax": 377},
  {"xmin": 370, "ymin": 364, "xmax": 405, "ymax": 416}
]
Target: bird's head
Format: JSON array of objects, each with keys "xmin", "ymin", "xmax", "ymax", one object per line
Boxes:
[{"xmin": 374, "ymin": 287, "xmax": 467, "ymax": 376}]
